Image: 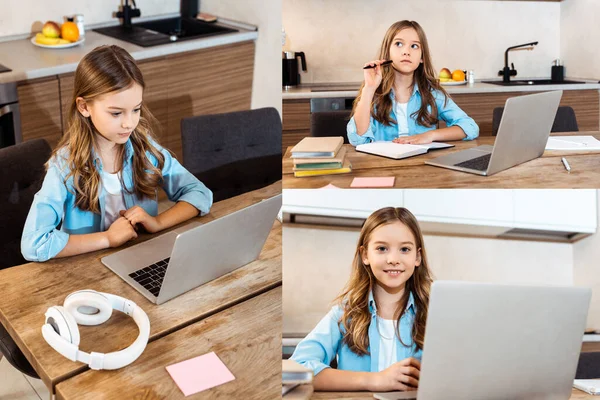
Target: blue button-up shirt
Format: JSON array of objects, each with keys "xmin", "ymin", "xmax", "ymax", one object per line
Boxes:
[
  {"xmin": 347, "ymin": 85, "xmax": 479, "ymax": 146},
  {"xmin": 21, "ymin": 139, "xmax": 213, "ymax": 262},
  {"xmin": 291, "ymin": 291, "xmax": 422, "ymax": 376}
]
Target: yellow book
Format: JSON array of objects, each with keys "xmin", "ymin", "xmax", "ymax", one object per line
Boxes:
[{"xmin": 293, "ymin": 159, "xmax": 352, "ymax": 177}]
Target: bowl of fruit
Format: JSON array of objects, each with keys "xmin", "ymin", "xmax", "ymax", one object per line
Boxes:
[
  {"xmin": 31, "ymin": 21, "xmax": 84, "ymax": 49},
  {"xmin": 439, "ymin": 68, "xmax": 467, "ymax": 86}
]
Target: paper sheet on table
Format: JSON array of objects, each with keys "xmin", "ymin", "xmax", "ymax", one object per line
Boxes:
[
  {"xmin": 350, "ymin": 177, "xmax": 395, "ymax": 188},
  {"xmin": 545, "ymin": 136, "xmax": 600, "ymax": 150},
  {"xmin": 573, "ymin": 379, "xmax": 600, "ymax": 395},
  {"xmin": 166, "ymin": 352, "xmax": 235, "ymax": 396}
]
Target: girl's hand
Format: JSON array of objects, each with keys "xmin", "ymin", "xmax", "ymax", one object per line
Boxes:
[
  {"xmin": 371, "ymin": 357, "xmax": 421, "ymax": 392},
  {"xmin": 120, "ymin": 206, "xmax": 162, "ymax": 233},
  {"xmin": 363, "ymin": 59, "xmax": 385, "ymax": 90},
  {"xmin": 105, "ymin": 217, "xmax": 138, "ymax": 248},
  {"xmin": 393, "ymin": 132, "xmax": 434, "ymax": 145}
]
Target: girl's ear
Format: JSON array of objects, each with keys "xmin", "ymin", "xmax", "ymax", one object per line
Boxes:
[
  {"xmin": 360, "ymin": 245, "xmax": 370, "ymax": 266},
  {"xmin": 76, "ymin": 97, "xmax": 90, "ymax": 117},
  {"xmin": 415, "ymin": 248, "xmax": 422, "ymax": 267}
]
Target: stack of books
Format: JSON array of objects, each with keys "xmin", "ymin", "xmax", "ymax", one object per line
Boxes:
[
  {"xmin": 282, "ymin": 359, "xmax": 313, "ymax": 399},
  {"xmin": 291, "ymin": 136, "xmax": 351, "ymax": 177}
]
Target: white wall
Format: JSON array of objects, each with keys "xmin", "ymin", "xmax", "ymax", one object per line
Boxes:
[
  {"xmin": 560, "ymin": 0, "xmax": 600, "ymax": 80},
  {"xmin": 202, "ymin": 0, "xmax": 282, "ymax": 114},
  {"xmin": 0, "ymin": 0, "xmax": 178, "ymax": 37},
  {"xmin": 283, "ymin": 223, "xmax": 575, "ymax": 335},
  {"xmin": 282, "ymin": 0, "xmax": 561, "ymax": 83}
]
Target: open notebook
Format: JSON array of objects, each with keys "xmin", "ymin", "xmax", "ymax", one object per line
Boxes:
[
  {"xmin": 356, "ymin": 141, "xmax": 454, "ymax": 160},
  {"xmin": 546, "ymin": 136, "xmax": 600, "ymax": 151}
]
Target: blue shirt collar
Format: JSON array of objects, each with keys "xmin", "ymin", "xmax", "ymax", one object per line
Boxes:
[{"xmin": 368, "ymin": 289, "xmax": 416, "ymax": 315}]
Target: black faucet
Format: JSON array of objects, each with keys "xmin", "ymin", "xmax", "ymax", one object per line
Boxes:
[
  {"xmin": 116, "ymin": 0, "xmax": 141, "ymax": 29},
  {"xmin": 499, "ymin": 41, "xmax": 538, "ymax": 82},
  {"xmin": 181, "ymin": 0, "xmax": 200, "ymax": 19}
]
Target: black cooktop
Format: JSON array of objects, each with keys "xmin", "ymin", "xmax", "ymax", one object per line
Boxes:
[{"xmin": 0, "ymin": 64, "xmax": 11, "ymax": 73}]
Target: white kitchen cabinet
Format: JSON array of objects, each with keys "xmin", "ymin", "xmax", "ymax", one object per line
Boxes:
[
  {"xmin": 513, "ymin": 190, "xmax": 597, "ymax": 233},
  {"xmin": 282, "ymin": 189, "xmax": 403, "ymax": 219},
  {"xmin": 282, "ymin": 189, "xmax": 597, "ymax": 242},
  {"xmin": 404, "ymin": 190, "xmax": 513, "ymax": 225}
]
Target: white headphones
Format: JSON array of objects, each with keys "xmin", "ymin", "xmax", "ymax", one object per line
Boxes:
[{"xmin": 41, "ymin": 290, "xmax": 150, "ymax": 370}]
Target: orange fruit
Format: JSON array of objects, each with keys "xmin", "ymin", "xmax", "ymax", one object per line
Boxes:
[
  {"xmin": 61, "ymin": 22, "xmax": 79, "ymax": 42},
  {"xmin": 452, "ymin": 69, "xmax": 466, "ymax": 82}
]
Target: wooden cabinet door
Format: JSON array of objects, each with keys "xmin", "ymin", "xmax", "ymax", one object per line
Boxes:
[
  {"xmin": 138, "ymin": 57, "xmax": 170, "ymax": 147},
  {"xmin": 58, "ymin": 73, "xmax": 74, "ymax": 132},
  {"xmin": 17, "ymin": 77, "xmax": 63, "ymax": 149},
  {"xmin": 165, "ymin": 41, "xmax": 255, "ymax": 160}
]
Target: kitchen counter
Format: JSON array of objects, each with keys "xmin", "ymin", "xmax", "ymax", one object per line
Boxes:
[
  {"xmin": 283, "ymin": 79, "xmax": 600, "ymax": 100},
  {"xmin": 0, "ymin": 22, "xmax": 257, "ymax": 84}
]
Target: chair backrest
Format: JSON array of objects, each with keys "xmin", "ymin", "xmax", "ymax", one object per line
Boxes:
[
  {"xmin": 0, "ymin": 139, "xmax": 52, "ymax": 270},
  {"xmin": 310, "ymin": 110, "xmax": 351, "ymax": 144},
  {"xmin": 181, "ymin": 107, "xmax": 282, "ymax": 202},
  {"xmin": 576, "ymin": 351, "xmax": 600, "ymax": 379},
  {"xmin": 492, "ymin": 105, "xmax": 578, "ymax": 136}
]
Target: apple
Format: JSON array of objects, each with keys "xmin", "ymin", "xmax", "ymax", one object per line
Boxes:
[
  {"xmin": 42, "ymin": 21, "xmax": 61, "ymax": 38},
  {"xmin": 439, "ymin": 68, "xmax": 452, "ymax": 80}
]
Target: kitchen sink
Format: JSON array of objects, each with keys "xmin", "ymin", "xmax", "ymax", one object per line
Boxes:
[
  {"xmin": 94, "ymin": 17, "xmax": 238, "ymax": 47},
  {"xmin": 482, "ymin": 79, "xmax": 586, "ymax": 86}
]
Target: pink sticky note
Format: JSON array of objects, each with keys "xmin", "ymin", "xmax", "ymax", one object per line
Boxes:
[
  {"xmin": 166, "ymin": 352, "xmax": 235, "ymax": 396},
  {"xmin": 350, "ymin": 177, "xmax": 395, "ymax": 188},
  {"xmin": 321, "ymin": 183, "xmax": 341, "ymax": 189}
]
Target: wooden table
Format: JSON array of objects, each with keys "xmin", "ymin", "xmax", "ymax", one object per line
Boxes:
[
  {"xmin": 282, "ymin": 132, "xmax": 600, "ymax": 188},
  {"xmin": 0, "ymin": 182, "xmax": 281, "ymax": 395},
  {"xmin": 309, "ymin": 388, "xmax": 594, "ymax": 399},
  {"xmin": 55, "ymin": 287, "xmax": 281, "ymax": 399}
]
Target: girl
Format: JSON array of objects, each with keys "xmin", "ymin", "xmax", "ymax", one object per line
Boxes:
[
  {"xmin": 291, "ymin": 207, "xmax": 433, "ymax": 392},
  {"xmin": 347, "ymin": 20, "xmax": 479, "ymax": 146},
  {"xmin": 21, "ymin": 45, "xmax": 212, "ymax": 262}
]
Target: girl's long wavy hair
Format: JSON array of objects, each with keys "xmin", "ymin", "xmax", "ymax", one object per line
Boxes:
[
  {"xmin": 49, "ymin": 45, "xmax": 165, "ymax": 213},
  {"xmin": 351, "ymin": 20, "xmax": 449, "ymax": 129},
  {"xmin": 336, "ymin": 207, "xmax": 433, "ymax": 356}
]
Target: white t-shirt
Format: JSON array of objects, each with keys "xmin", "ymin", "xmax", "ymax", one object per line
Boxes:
[
  {"xmin": 101, "ymin": 170, "xmax": 126, "ymax": 228},
  {"xmin": 377, "ymin": 318, "xmax": 398, "ymax": 372},
  {"xmin": 395, "ymin": 102, "xmax": 409, "ymax": 137}
]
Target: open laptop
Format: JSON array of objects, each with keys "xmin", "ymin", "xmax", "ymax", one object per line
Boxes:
[
  {"xmin": 101, "ymin": 194, "xmax": 281, "ymax": 305},
  {"xmin": 374, "ymin": 280, "xmax": 591, "ymax": 400},
  {"xmin": 425, "ymin": 90, "xmax": 563, "ymax": 175}
]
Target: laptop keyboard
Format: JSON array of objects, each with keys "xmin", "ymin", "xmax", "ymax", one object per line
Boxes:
[
  {"xmin": 128, "ymin": 258, "xmax": 170, "ymax": 297},
  {"xmin": 454, "ymin": 153, "xmax": 491, "ymax": 171}
]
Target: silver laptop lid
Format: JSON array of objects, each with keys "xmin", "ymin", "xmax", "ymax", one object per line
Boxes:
[
  {"xmin": 487, "ymin": 90, "xmax": 562, "ymax": 175},
  {"xmin": 417, "ymin": 280, "xmax": 590, "ymax": 400},
  {"xmin": 157, "ymin": 194, "xmax": 282, "ymax": 304}
]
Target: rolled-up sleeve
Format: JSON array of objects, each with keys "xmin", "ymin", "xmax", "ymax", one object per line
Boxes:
[
  {"xmin": 347, "ymin": 116, "xmax": 376, "ymax": 147},
  {"xmin": 438, "ymin": 94, "xmax": 479, "ymax": 140},
  {"xmin": 21, "ymin": 163, "xmax": 70, "ymax": 262},
  {"xmin": 159, "ymin": 147, "xmax": 213, "ymax": 216},
  {"xmin": 291, "ymin": 306, "xmax": 343, "ymax": 376}
]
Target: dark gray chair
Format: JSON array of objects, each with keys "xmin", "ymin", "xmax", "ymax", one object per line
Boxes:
[
  {"xmin": 576, "ymin": 351, "xmax": 600, "ymax": 379},
  {"xmin": 311, "ymin": 110, "xmax": 351, "ymax": 144},
  {"xmin": 0, "ymin": 138, "xmax": 51, "ymax": 378},
  {"xmin": 492, "ymin": 105, "xmax": 578, "ymax": 136},
  {"xmin": 181, "ymin": 107, "xmax": 282, "ymax": 203}
]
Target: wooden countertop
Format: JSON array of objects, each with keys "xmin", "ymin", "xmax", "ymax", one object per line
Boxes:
[
  {"xmin": 282, "ymin": 80, "xmax": 600, "ymax": 100},
  {"xmin": 282, "ymin": 133, "xmax": 600, "ymax": 188},
  {"xmin": 55, "ymin": 287, "xmax": 282, "ymax": 400},
  {"xmin": 0, "ymin": 181, "xmax": 281, "ymax": 393}
]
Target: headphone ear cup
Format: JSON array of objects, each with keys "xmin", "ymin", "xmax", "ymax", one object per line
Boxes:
[
  {"xmin": 64, "ymin": 290, "xmax": 112, "ymax": 326},
  {"xmin": 44, "ymin": 306, "xmax": 80, "ymax": 346}
]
